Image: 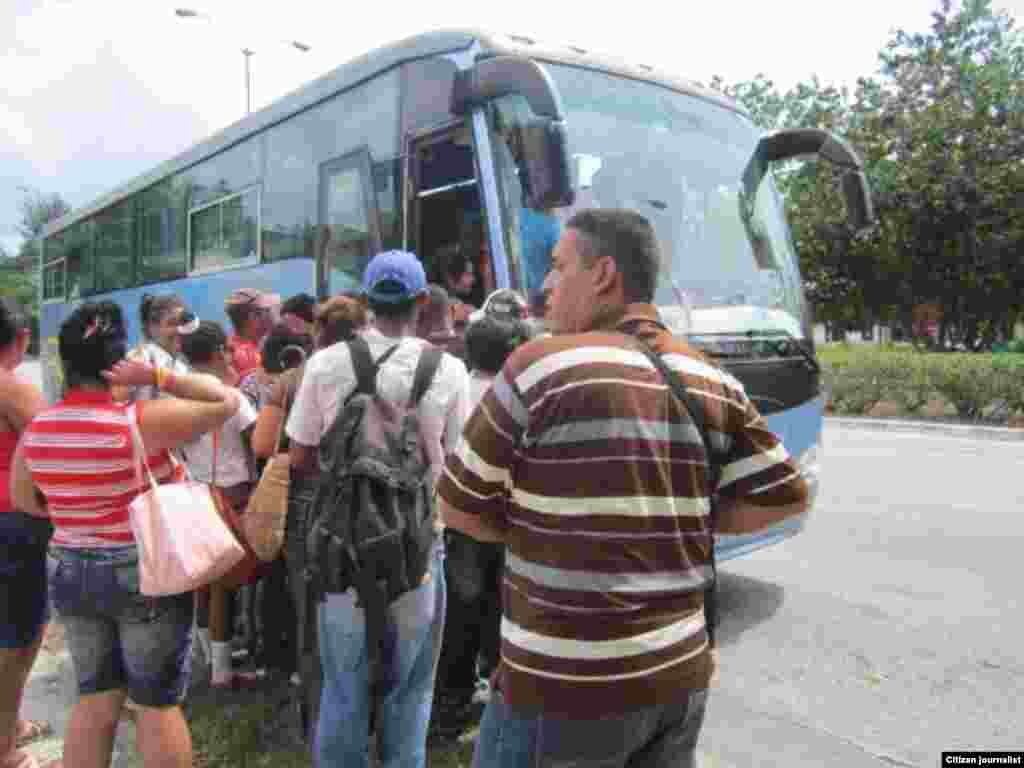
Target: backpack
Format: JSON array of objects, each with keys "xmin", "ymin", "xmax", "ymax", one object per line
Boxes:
[{"xmin": 304, "ymin": 336, "xmax": 443, "ymax": 669}]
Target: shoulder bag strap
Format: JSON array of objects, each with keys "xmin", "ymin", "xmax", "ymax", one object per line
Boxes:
[
  {"xmin": 625, "ymin": 334, "xmax": 722, "ymax": 646},
  {"xmin": 127, "ymin": 406, "xmax": 160, "ymax": 493},
  {"xmin": 211, "ymin": 430, "xmax": 219, "ymax": 488},
  {"xmin": 271, "ymin": 370, "xmax": 297, "ymax": 456}
]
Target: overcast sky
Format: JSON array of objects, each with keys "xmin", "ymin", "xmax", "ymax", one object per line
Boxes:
[{"xmin": 2, "ymin": 0, "xmax": 1021, "ymax": 255}]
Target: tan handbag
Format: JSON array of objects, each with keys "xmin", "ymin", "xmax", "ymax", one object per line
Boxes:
[{"xmin": 242, "ymin": 372, "xmax": 297, "ymax": 562}]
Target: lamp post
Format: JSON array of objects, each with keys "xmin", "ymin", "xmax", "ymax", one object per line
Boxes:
[{"xmin": 174, "ymin": 8, "xmax": 311, "ymax": 116}]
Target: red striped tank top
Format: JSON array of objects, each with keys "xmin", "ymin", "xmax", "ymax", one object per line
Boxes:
[{"xmin": 22, "ymin": 389, "xmax": 175, "ymax": 549}]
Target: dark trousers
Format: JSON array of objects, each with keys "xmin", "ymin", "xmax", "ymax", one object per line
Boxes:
[
  {"xmin": 257, "ymin": 557, "xmax": 297, "ymax": 675},
  {"xmin": 285, "ymin": 476, "xmax": 322, "ymax": 744},
  {"xmin": 436, "ymin": 529, "xmax": 504, "ymax": 698}
]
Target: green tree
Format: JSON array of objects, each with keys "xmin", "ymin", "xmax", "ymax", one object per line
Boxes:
[
  {"xmin": 16, "ymin": 186, "xmax": 72, "ymax": 269},
  {"xmin": 711, "ymin": 0, "xmax": 1024, "ymax": 350}
]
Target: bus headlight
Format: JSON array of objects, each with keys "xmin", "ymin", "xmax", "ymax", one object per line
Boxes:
[
  {"xmin": 796, "ymin": 437, "xmax": 822, "ymax": 507},
  {"xmin": 797, "ymin": 438, "xmax": 822, "ymax": 477}
]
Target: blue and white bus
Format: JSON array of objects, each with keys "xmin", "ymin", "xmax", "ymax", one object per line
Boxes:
[{"xmin": 38, "ymin": 28, "xmax": 872, "ymax": 560}]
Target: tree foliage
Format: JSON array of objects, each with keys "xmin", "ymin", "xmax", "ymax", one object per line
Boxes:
[
  {"xmin": 711, "ymin": 0, "xmax": 1024, "ymax": 350},
  {"xmin": 15, "ymin": 186, "xmax": 72, "ymax": 270}
]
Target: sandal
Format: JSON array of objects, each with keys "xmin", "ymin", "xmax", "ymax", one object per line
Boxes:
[{"xmin": 15, "ymin": 720, "xmax": 53, "ymax": 748}]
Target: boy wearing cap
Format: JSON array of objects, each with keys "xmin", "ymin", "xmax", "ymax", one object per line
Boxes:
[
  {"xmin": 285, "ymin": 250, "xmax": 470, "ymax": 768},
  {"xmin": 224, "ymin": 288, "xmax": 280, "ymax": 380}
]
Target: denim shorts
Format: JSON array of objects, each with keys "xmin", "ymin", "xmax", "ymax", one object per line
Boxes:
[
  {"xmin": 0, "ymin": 512, "xmax": 52, "ymax": 649},
  {"xmin": 48, "ymin": 546, "xmax": 194, "ymax": 707}
]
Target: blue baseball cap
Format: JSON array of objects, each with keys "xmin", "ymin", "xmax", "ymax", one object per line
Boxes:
[{"xmin": 362, "ymin": 250, "xmax": 427, "ymax": 304}]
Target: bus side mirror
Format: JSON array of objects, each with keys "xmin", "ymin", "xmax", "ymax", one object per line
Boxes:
[
  {"xmin": 841, "ymin": 170, "xmax": 874, "ymax": 233},
  {"xmin": 518, "ymin": 118, "xmax": 575, "ymax": 210},
  {"xmin": 742, "ymin": 128, "xmax": 875, "ymax": 232},
  {"xmin": 451, "ymin": 55, "xmax": 575, "ymax": 209}
]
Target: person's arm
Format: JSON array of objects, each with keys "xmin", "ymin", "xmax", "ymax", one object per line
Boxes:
[
  {"xmin": 111, "ymin": 345, "xmax": 148, "ymax": 402},
  {"xmin": 103, "ymin": 359, "xmax": 239, "ymax": 455},
  {"xmin": 436, "ymin": 356, "xmax": 527, "ymax": 540},
  {"xmin": 439, "ymin": 496, "xmax": 507, "ymax": 542},
  {"xmin": 0, "ymin": 374, "xmax": 47, "ymax": 431},
  {"xmin": 233, "ymin": 395, "xmax": 259, "ymax": 480},
  {"xmin": 713, "ymin": 396, "xmax": 810, "ymax": 535},
  {"xmin": 285, "ymin": 362, "xmax": 322, "ymax": 476},
  {"xmin": 253, "ymin": 374, "xmax": 290, "ymax": 458},
  {"xmin": 253, "ymin": 405, "xmax": 286, "ymax": 459},
  {"xmin": 441, "ymin": 361, "xmax": 472, "ymax": 457},
  {"xmin": 10, "ymin": 439, "xmax": 47, "ymax": 518},
  {"xmin": 715, "ymin": 496, "xmax": 809, "ymax": 534}
]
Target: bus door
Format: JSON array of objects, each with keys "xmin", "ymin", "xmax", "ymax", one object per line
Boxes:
[
  {"xmin": 317, "ymin": 147, "xmax": 381, "ymax": 299},
  {"xmin": 405, "ymin": 120, "xmax": 491, "ymax": 306},
  {"xmin": 449, "ymin": 56, "xmax": 575, "ymax": 306}
]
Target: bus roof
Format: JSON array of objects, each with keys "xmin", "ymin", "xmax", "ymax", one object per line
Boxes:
[{"xmin": 43, "ymin": 28, "xmax": 746, "ymax": 239}]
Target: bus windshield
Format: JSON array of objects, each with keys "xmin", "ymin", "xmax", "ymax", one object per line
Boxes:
[{"xmin": 520, "ymin": 64, "xmax": 808, "ymax": 340}]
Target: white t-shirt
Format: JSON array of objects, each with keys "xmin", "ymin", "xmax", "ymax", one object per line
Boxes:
[
  {"xmin": 180, "ymin": 375, "xmax": 258, "ymax": 487},
  {"xmin": 126, "ymin": 342, "xmax": 190, "ymax": 403},
  {"xmin": 468, "ymin": 370, "xmax": 496, "ymax": 412},
  {"xmin": 286, "ymin": 327, "xmax": 470, "ymax": 484}
]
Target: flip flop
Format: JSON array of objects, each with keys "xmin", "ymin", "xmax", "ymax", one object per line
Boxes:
[{"xmin": 15, "ymin": 720, "xmax": 53, "ymax": 748}]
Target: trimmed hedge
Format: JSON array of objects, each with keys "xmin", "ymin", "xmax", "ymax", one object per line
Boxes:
[{"xmin": 819, "ymin": 344, "xmax": 1024, "ymax": 423}]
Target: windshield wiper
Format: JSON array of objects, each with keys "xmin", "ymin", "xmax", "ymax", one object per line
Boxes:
[{"xmin": 687, "ymin": 329, "xmax": 820, "ymax": 374}]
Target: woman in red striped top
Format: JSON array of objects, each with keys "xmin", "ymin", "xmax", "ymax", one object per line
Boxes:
[{"xmin": 10, "ymin": 301, "xmax": 240, "ymax": 768}]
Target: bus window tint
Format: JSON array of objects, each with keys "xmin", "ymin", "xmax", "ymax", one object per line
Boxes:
[{"xmin": 545, "ymin": 64, "xmax": 806, "ymax": 338}]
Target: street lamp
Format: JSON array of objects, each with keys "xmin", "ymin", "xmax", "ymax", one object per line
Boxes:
[{"xmin": 174, "ymin": 7, "xmax": 311, "ymax": 115}]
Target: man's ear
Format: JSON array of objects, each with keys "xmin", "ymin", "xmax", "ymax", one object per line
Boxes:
[{"xmin": 591, "ymin": 255, "xmax": 621, "ymax": 297}]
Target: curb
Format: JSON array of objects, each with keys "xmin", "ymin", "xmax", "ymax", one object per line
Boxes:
[{"xmin": 826, "ymin": 416, "xmax": 1024, "ymax": 442}]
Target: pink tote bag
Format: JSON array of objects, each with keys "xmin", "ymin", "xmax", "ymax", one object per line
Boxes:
[{"xmin": 128, "ymin": 418, "xmax": 245, "ymax": 596}]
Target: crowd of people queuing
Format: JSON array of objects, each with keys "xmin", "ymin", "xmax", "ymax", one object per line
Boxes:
[{"xmin": 2, "ymin": 208, "xmax": 808, "ymax": 768}]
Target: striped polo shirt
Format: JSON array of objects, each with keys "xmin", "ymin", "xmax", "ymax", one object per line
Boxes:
[
  {"xmin": 438, "ymin": 304, "xmax": 809, "ymax": 717},
  {"xmin": 23, "ymin": 389, "xmax": 176, "ymax": 549}
]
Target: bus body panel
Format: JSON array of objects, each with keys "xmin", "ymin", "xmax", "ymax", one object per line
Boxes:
[{"xmin": 38, "ymin": 260, "xmax": 315, "ymax": 402}]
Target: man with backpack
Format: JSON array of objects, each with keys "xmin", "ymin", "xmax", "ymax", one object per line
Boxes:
[
  {"xmin": 437, "ymin": 209, "xmax": 810, "ymax": 768},
  {"xmin": 285, "ymin": 249, "xmax": 469, "ymax": 768}
]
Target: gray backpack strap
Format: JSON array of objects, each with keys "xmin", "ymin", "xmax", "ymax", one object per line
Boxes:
[
  {"xmin": 348, "ymin": 337, "xmax": 381, "ymax": 397},
  {"xmin": 408, "ymin": 345, "xmax": 443, "ymax": 407}
]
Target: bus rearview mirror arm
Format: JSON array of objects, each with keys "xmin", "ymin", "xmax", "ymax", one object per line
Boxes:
[{"xmin": 741, "ymin": 128, "xmax": 876, "ymax": 233}]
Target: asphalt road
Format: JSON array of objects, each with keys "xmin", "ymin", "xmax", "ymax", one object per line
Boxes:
[
  {"xmin": 14, "ymin": 358, "xmax": 1023, "ymax": 766},
  {"xmin": 700, "ymin": 423, "xmax": 1024, "ymax": 767}
]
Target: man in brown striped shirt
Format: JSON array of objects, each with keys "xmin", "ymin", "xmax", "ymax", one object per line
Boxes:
[{"xmin": 437, "ymin": 209, "xmax": 810, "ymax": 768}]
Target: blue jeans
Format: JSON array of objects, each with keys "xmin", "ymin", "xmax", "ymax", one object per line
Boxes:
[
  {"xmin": 315, "ymin": 542, "xmax": 445, "ymax": 768},
  {"xmin": 472, "ymin": 688, "xmax": 709, "ymax": 768},
  {"xmin": 48, "ymin": 546, "xmax": 194, "ymax": 707},
  {"xmin": 0, "ymin": 512, "xmax": 51, "ymax": 649}
]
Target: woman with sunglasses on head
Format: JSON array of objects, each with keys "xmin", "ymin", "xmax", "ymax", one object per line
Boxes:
[
  {"xmin": 114, "ymin": 294, "xmax": 190, "ymax": 404},
  {"xmin": 0, "ymin": 297, "xmax": 57, "ymax": 768},
  {"xmin": 10, "ymin": 300, "xmax": 239, "ymax": 768}
]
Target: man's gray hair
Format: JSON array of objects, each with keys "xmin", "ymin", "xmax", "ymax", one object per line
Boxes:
[{"xmin": 566, "ymin": 209, "xmax": 661, "ymax": 303}]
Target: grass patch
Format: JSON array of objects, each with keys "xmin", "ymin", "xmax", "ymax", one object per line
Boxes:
[
  {"xmin": 187, "ymin": 691, "xmax": 308, "ymax": 768},
  {"xmin": 185, "ymin": 685, "xmax": 478, "ymax": 767}
]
